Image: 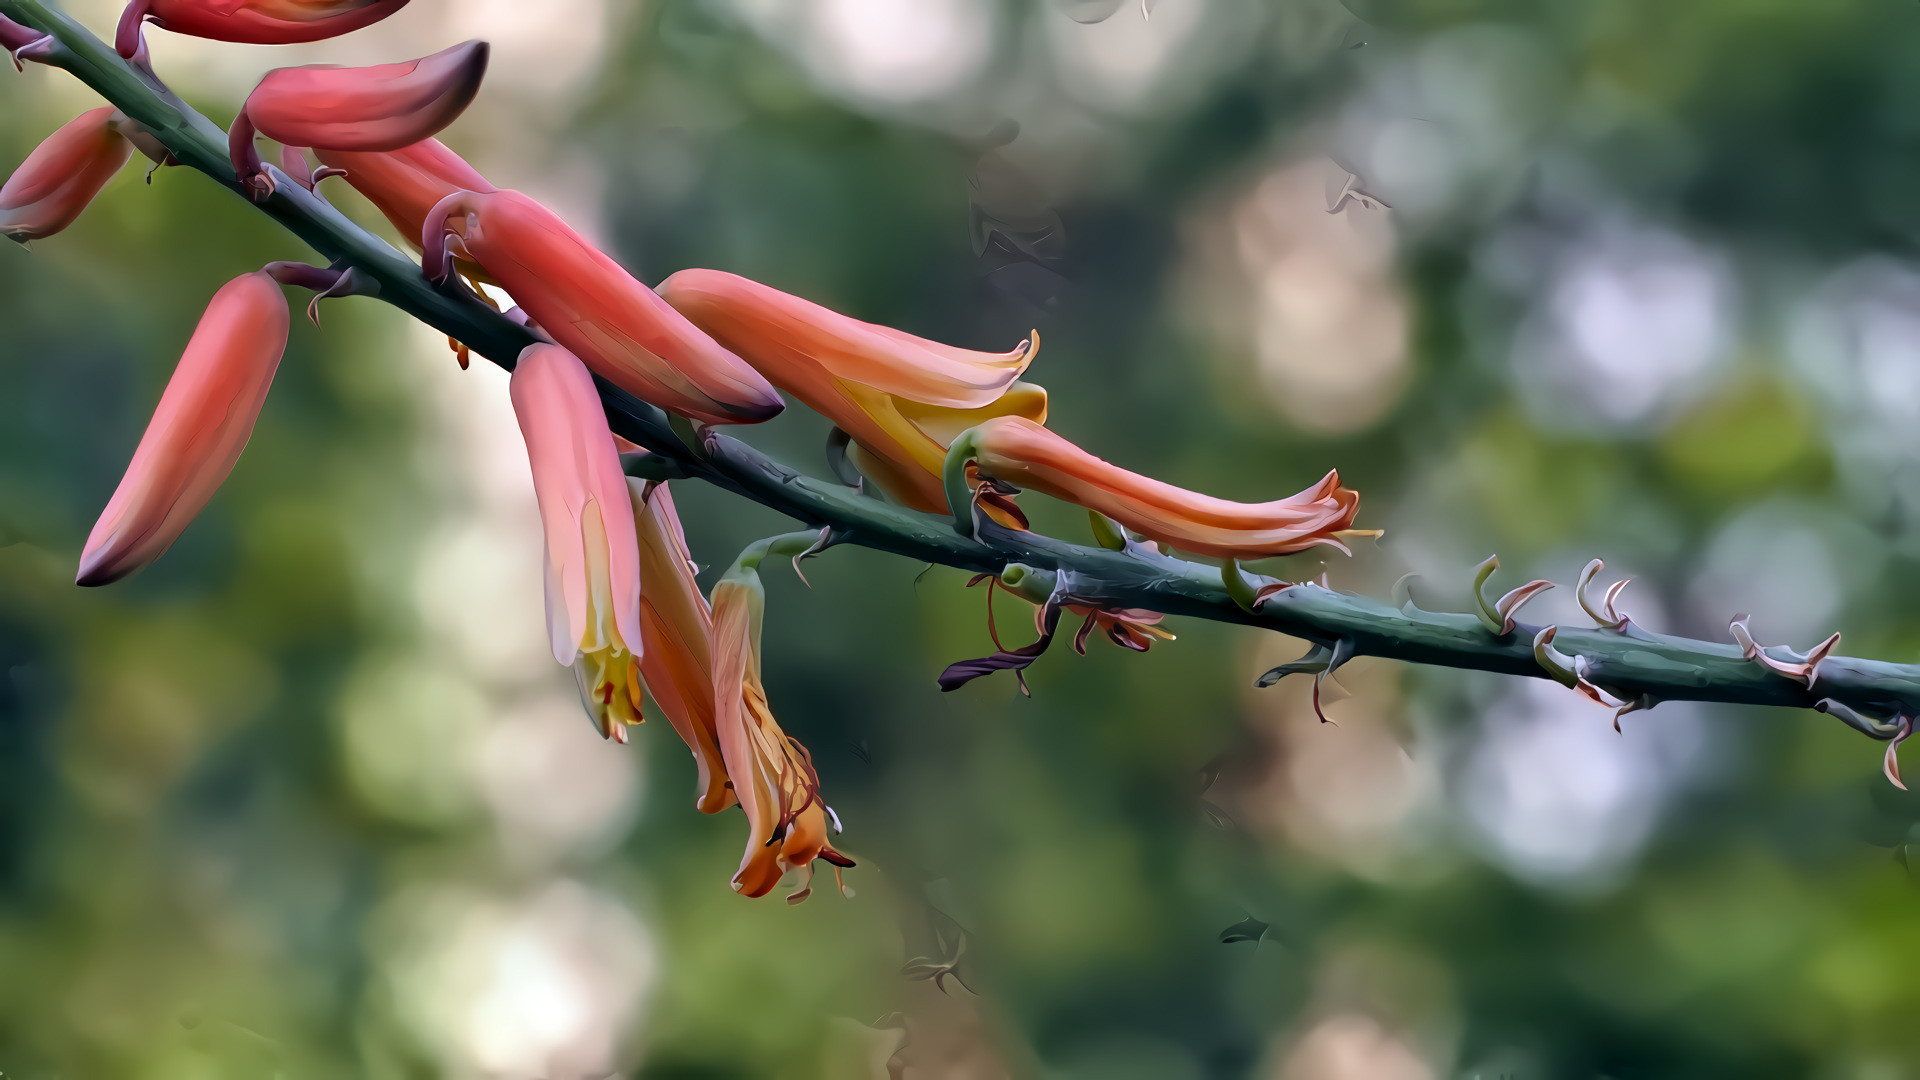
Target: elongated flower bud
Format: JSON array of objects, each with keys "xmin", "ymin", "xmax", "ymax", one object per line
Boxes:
[
  {"xmin": 630, "ymin": 478, "xmax": 734, "ymax": 813},
  {"xmin": 510, "ymin": 344, "xmax": 646, "ymax": 740},
  {"xmin": 78, "ymin": 271, "xmax": 289, "ymax": 585},
  {"xmin": 117, "ymin": 0, "xmax": 410, "ymax": 57},
  {"xmin": 1, "ymin": 107, "xmax": 133, "ymax": 243},
  {"xmin": 657, "ymin": 268, "xmax": 1038, "ymax": 508},
  {"xmin": 313, "ymin": 138, "xmax": 493, "ymax": 253},
  {"xmin": 231, "ymin": 42, "xmax": 487, "ymax": 194},
  {"xmin": 963, "ymin": 416, "xmax": 1362, "ymax": 560},
  {"xmin": 425, "ymin": 190, "xmax": 784, "ymax": 425}
]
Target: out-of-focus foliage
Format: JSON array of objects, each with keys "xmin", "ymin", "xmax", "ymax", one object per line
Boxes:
[{"xmin": 5, "ymin": 0, "xmax": 1920, "ymax": 1077}]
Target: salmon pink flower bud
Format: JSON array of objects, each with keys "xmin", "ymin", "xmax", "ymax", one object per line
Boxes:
[
  {"xmin": 313, "ymin": 138, "xmax": 493, "ymax": 258},
  {"xmin": 230, "ymin": 41, "xmax": 488, "ymax": 199},
  {"xmin": 510, "ymin": 343, "xmax": 646, "ymax": 742},
  {"xmin": 629, "ymin": 478, "xmax": 733, "ymax": 813},
  {"xmin": 656, "ymin": 268, "xmax": 1039, "ymax": 510},
  {"xmin": 709, "ymin": 557, "xmax": 852, "ymax": 901},
  {"xmin": 2, "ymin": 14, "xmax": 52, "ymax": 69},
  {"xmin": 117, "ymin": 0, "xmax": 411, "ymax": 58},
  {"xmin": 424, "ymin": 190, "xmax": 784, "ymax": 425},
  {"xmin": 1, "ymin": 107, "xmax": 133, "ymax": 243},
  {"xmin": 955, "ymin": 416, "xmax": 1363, "ymax": 561},
  {"xmin": 78, "ymin": 271, "xmax": 289, "ymax": 585}
]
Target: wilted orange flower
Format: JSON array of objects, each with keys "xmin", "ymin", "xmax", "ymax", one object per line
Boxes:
[
  {"xmin": 1, "ymin": 107, "xmax": 132, "ymax": 243},
  {"xmin": 313, "ymin": 138, "xmax": 493, "ymax": 256},
  {"xmin": 78, "ymin": 271, "xmax": 289, "ymax": 585},
  {"xmin": 117, "ymin": 0, "xmax": 410, "ymax": 56},
  {"xmin": 509, "ymin": 343, "xmax": 645, "ymax": 742},
  {"xmin": 230, "ymin": 41, "xmax": 488, "ymax": 198},
  {"xmin": 961, "ymin": 416, "xmax": 1362, "ymax": 560},
  {"xmin": 657, "ymin": 268, "xmax": 1042, "ymax": 512},
  {"xmin": 709, "ymin": 560, "xmax": 853, "ymax": 901},
  {"xmin": 423, "ymin": 190, "xmax": 785, "ymax": 425},
  {"xmin": 627, "ymin": 477, "xmax": 733, "ymax": 813}
]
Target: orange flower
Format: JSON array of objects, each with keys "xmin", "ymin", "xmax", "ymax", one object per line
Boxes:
[
  {"xmin": 627, "ymin": 477, "xmax": 733, "ymax": 813},
  {"xmin": 657, "ymin": 268, "xmax": 1040, "ymax": 511},
  {"xmin": 230, "ymin": 41, "xmax": 488, "ymax": 198},
  {"xmin": 78, "ymin": 271, "xmax": 289, "ymax": 585},
  {"xmin": 117, "ymin": 0, "xmax": 410, "ymax": 56},
  {"xmin": 423, "ymin": 191, "xmax": 785, "ymax": 426},
  {"xmin": 954, "ymin": 416, "xmax": 1362, "ymax": 560},
  {"xmin": 509, "ymin": 344, "xmax": 645, "ymax": 742},
  {"xmin": 1, "ymin": 107, "xmax": 132, "ymax": 244},
  {"xmin": 313, "ymin": 138, "xmax": 494, "ymax": 257},
  {"xmin": 709, "ymin": 554, "xmax": 852, "ymax": 901}
]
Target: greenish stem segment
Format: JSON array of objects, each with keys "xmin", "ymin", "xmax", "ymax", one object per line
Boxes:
[{"xmin": 10, "ymin": 0, "xmax": 1920, "ymax": 733}]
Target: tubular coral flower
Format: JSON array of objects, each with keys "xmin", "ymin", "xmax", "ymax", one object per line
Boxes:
[
  {"xmin": 509, "ymin": 343, "xmax": 645, "ymax": 743},
  {"xmin": 313, "ymin": 138, "xmax": 493, "ymax": 255},
  {"xmin": 1, "ymin": 107, "xmax": 133, "ymax": 243},
  {"xmin": 423, "ymin": 190, "xmax": 784, "ymax": 425},
  {"xmin": 230, "ymin": 41, "xmax": 488, "ymax": 198},
  {"xmin": 628, "ymin": 477, "xmax": 734, "ymax": 813},
  {"xmin": 656, "ymin": 268, "xmax": 1041, "ymax": 512},
  {"xmin": 957, "ymin": 416, "xmax": 1362, "ymax": 560},
  {"xmin": 78, "ymin": 271, "xmax": 288, "ymax": 585},
  {"xmin": 709, "ymin": 558, "xmax": 853, "ymax": 901},
  {"xmin": 116, "ymin": 0, "xmax": 410, "ymax": 57}
]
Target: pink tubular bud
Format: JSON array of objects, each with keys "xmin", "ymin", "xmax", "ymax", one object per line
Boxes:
[
  {"xmin": 78, "ymin": 272, "xmax": 290, "ymax": 586},
  {"xmin": 1, "ymin": 108, "xmax": 134, "ymax": 243},
  {"xmin": 119, "ymin": 0, "xmax": 411, "ymax": 58}
]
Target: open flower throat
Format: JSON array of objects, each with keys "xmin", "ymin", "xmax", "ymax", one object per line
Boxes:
[{"xmin": 28, "ymin": 17, "xmax": 1365, "ymax": 901}]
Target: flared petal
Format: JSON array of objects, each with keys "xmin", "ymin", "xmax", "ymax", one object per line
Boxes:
[
  {"xmin": 509, "ymin": 343, "xmax": 643, "ymax": 669},
  {"xmin": 630, "ymin": 478, "xmax": 733, "ymax": 813},
  {"xmin": 656, "ymin": 268, "xmax": 1042, "ymax": 510},
  {"xmin": 123, "ymin": 0, "xmax": 409, "ymax": 54},
  {"xmin": 233, "ymin": 41, "xmax": 487, "ymax": 183},
  {"xmin": 969, "ymin": 416, "xmax": 1361, "ymax": 559},
  {"xmin": 424, "ymin": 189, "xmax": 784, "ymax": 425},
  {"xmin": 710, "ymin": 570, "xmax": 844, "ymax": 899},
  {"xmin": 314, "ymin": 137, "xmax": 493, "ymax": 254},
  {"xmin": 1, "ymin": 107, "xmax": 133, "ymax": 243},
  {"xmin": 78, "ymin": 271, "xmax": 288, "ymax": 585}
]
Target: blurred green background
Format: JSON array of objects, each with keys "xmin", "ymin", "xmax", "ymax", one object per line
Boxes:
[{"xmin": 6, "ymin": 0, "xmax": 1920, "ymax": 1076}]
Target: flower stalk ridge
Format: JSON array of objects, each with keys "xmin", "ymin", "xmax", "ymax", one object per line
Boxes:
[
  {"xmin": 949, "ymin": 416, "xmax": 1363, "ymax": 560},
  {"xmin": 423, "ymin": 192, "xmax": 784, "ymax": 425},
  {"xmin": 229, "ymin": 40, "xmax": 488, "ymax": 198},
  {"xmin": 116, "ymin": 0, "xmax": 410, "ymax": 57},
  {"xmin": 658, "ymin": 267, "xmax": 1042, "ymax": 511},
  {"xmin": 78, "ymin": 270, "xmax": 289, "ymax": 585},
  {"xmin": 0, "ymin": 106, "xmax": 131, "ymax": 242},
  {"xmin": 510, "ymin": 343, "xmax": 645, "ymax": 743}
]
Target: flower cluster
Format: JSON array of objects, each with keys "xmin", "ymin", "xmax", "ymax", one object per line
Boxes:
[{"xmin": 3, "ymin": 1, "xmax": 1365, "ymax": 900}]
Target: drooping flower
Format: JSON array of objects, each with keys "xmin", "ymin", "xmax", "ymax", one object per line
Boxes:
[
  {"xmin": 422, "ymin": 190, "xmax": 784, "ymax": 425},
  {"xmin": 230, "ymin": 41, "xmax": 488, "ymax": 198},
  {"xmin": 78, "ymin": 271, "xmax": 289, "ymax": 585},
  {"xmin": 709, "ymin": 558, "xmax": 853, "ymax": 901},
  {"xmin": 627, "ymin": 477, "xmax": 734, "ymax": 813},
  {"xmin": 509, "ymin": 343, "xmax": 645, "ymax": 742},
  {"xmin": 957, "ymin": 417, "xmax": 1363, "ymax": 560},
  {"xmin": 656, "ymin": 268, "xmax": 1041, "ymax": 511},
  {"xmin": 313, "ymin": 137, "xmax": 494, "ymax": 257},
  {"xmin": 937, "ymin": 566, "xmax": 1173, "ymax": 695},
  {"xmin": 1, "ymin": 107, "xmax": 133, "ymax": 243},
  {"xmin": 116, "ymin": 0, "xmax": 410, "ymax": 57}
]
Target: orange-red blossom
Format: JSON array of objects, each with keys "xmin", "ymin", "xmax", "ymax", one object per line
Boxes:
[
  {"xmin": 78, "ymin": 271, "xmax": 289, "ymax": 585},
  {"xmin": 422, "ymin": 190, "xmax": 784, "ymax": 425},
  {"xmin": 1, "ymin": 107, "xmax": 133, "ymax": 244},
  {"xmin": 118, "ymin": 0, "xmax": 410, "ymax": 57},
  {"xmin": 955, "ymin": 416, "xmax": 1363, "ymax": 561},
  {"xmin": 230, "ymin": 41, "xmax": 488, "ymax": 199},
  {"xmin": 657, "ymin": 268, "xmax": 1041, "ymax": 512}
]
